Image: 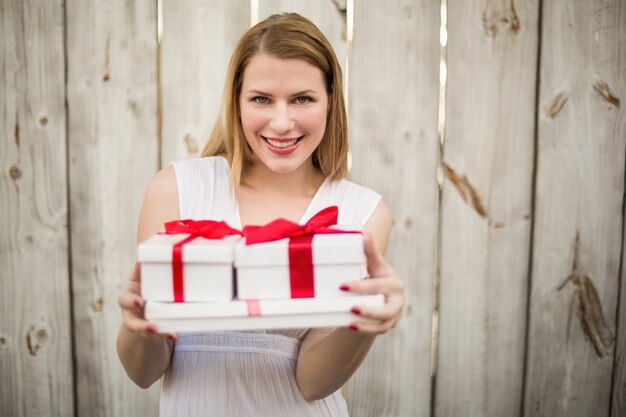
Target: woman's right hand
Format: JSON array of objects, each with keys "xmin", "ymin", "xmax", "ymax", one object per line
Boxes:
[{"xmin": 117, "ymin": 263, "xmax": 177, "ymax": 341}]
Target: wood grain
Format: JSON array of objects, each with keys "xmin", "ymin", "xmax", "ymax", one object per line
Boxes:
[
  {"xmin": 0, "ymin": 0, "xmax": 73, "ymax": 416},
  {"xmin": 160, "ymin": 0, "xmax": 250, "ymax": 165},
  {"xmin": 524, "ymin": 1, "xmax": 626, "ymax": 416},
  {"xmin": 66, "ymin": 0, "xmax": 160, "ymax": 415},
  {"xmin": 436, "ymin": 0, "xmax": 539, "ymax": 416},
  {"xmin": 344, "ymin": 1, "xmax": 439, "ymax": 416}
]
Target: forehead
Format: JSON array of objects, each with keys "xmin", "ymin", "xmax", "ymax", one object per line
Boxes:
[{"xmin": 241, "ymin": 53, "xmax": 326, "ymax": 92}]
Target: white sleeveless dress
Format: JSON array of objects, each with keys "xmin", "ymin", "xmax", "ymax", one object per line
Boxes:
[{"xmin": 160, "ymin": 156, "xmax": 381, "ymax": 417}]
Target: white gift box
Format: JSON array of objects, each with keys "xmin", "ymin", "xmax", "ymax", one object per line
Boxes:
[
  {"xmin": 234, "ymin": 232, "xmax": 366, "ymax": 300},
  {"xmin": 138, "ymin": 233, "xmax": 241, "ymax": 302},
  {"xmin": 145, "ymin": 294, "xmax": 384, "ymax": 332}
]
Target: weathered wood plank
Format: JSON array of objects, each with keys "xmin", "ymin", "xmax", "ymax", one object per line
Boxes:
[
  {"xmin": 525, "ymin": 1, "xmax": 626, "ymax": 416},
  {"xmin": 0, "ymin": 0, "xmax": 74, "ymax": 416},
  {"xmin": 345, "ymin": 1, "xmax": 439, "ymax": 416},
  {"xmin": 436, "ymin": 0, "xmax": 539, "ymax": 416},
  {"xmin": 160, "ymin": 0, "xmax": 250, "ymax": 165},
  {"xmin": 66, "ymin": 1, "xmax": 160, "ymax": 416}
]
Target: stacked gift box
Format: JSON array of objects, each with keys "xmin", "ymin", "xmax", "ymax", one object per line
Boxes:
[{"xmin": 139, "ymin": 207, "xmax": 384, "ymax": 333}]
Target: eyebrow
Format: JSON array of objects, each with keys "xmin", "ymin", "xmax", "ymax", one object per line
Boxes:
[{"xmin": 245, "ymin": 89, "xmax": 319, "ymax": 96}]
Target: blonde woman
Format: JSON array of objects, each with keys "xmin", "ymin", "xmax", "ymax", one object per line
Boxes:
[{"xmin": 117, "ymin": 13, "xmax": 404, "ymax": 417}]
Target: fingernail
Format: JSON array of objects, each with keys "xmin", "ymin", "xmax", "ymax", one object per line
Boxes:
[
  {"xmin": 348, "ymin": 324, "xmax": 359, "ymax": 331},
  {"xmin": 146, "ymin": 324, "xmax": 157, "ymax": 333},
  {"xmin": 339, "ymin": 284, "xmax": 350, "ymax": 291},
  {"xmin": 351, "ymin": 307, "xmax": 361, "ymax": 315},
  {"xmin": 167, "ymin": 334, "xmax": 177, "ymax": 341},
  {"xmin": 134, "ymin": 299, "xmax": 143, "ymax": 308}
]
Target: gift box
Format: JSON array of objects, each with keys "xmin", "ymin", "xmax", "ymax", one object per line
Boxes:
[
  {"xmin": 234, "ymin": 206, "xmax": 365, "ymax": 300},
  {"xmin": 144, "ymin": 294, "xmax": 384, "ymax": 332},
  {"xmin": 138, "ymin": 220, "xmax": 242, "ymax": 302},
  {"xmin": 235, "ymin": 232, "xmax": 366, "ymax": 300}
]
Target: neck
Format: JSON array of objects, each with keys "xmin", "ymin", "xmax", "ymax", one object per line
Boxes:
[{"xmin": 241, "ymin": 160, "xmax": 324, "ymax": 197}]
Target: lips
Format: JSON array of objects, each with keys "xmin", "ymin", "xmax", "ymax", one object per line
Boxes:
[{"xmin": 261, "ymin": 135, "xmax": 303, "ymax": 152}]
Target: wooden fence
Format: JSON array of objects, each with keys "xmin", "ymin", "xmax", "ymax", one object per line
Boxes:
[{"xmin": 1, "ymin": 0, "xmax": 624, "ymax": 416}]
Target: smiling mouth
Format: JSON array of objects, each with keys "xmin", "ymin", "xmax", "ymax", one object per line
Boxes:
[{"xmin": 262, "ymin": 136, "xmax": 303, "ymax": 149}]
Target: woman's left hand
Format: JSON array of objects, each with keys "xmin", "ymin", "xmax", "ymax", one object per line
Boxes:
[{"xmin": 340, "ymin": 234, "xmax": 405, "ymax": 334}]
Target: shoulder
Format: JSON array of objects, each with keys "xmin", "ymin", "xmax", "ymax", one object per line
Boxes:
[
  {"xmin": 328, "ymin": 177, "xmax": 380, "ymax": 198},
  {"xmin": 364, "ymin": 198, "xmax": 392, "ymax": 254},
  {"xmin": 172, "ymin": 156, "xmax": 229, "ymax": 175},
  {"xmin": 171, "ymin": 156, "xmax": 230, "ymax": 190},
  {"xmin": 334, "ymin": 178, "xmax": 391, "ymax": 253},
  {"xmin": 145, "ymin": 164, "xmax": 178, "ymax": 207},
  {"xmin": 323, "ymin": 177, "xmax": 383, "ymax": 226},
  {"xmin": 137, "ymin": 165, "xmax": 180, "ymax": 242}
]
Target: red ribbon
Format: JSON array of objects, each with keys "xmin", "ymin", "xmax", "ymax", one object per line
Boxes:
[
  {"xmin": 162, "ymin": 219, "xmax": 242, "ymax": 302},
  {"xmin": 246, "ymin": 299, "xmax": 261, "ymax": 316},
  {"xmin": 242, "ymin": 206, "xmax": 359, "ymax": 298}
]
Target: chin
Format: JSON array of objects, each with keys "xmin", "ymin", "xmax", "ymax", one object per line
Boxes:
[{"xmin": 263, "ymin": 159, "xmax": 306, "ymax": 175}]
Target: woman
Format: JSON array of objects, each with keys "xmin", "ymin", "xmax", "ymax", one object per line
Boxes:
[{"xmin": 117, "ymin": 13, "xmax": 404, "ymax": 417}]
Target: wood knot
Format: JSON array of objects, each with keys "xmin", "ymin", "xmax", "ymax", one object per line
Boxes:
[
  {"xmin": 103, "ymin": 73, "xmax": 110, "ymax": 82},
  {"xmin": 9, "ymin": 165, "xmax": 22, "ymax": 180},
  {"xmin": 592, "ymin": 81, "xmax": 620, "ymax": 107},
  {"xmin": 482, "ymin": 1, "xmax": 521, "ymax": 37},
  {"xmin": 91, "ymin": 296, "xmax": 105, "ymax": 313},
  {"xmin": 184, "ymin": 134, "xmax": 200, "ymax": 154},
  {"xmin": 545, "ymin": 92, "xmax": 568, "ymax": 119},
  {"xmin": 26, "ymin": 326, "xmax": 49, "ymax": 357},
  {"xmin": 39, "ymin": 116, "xmax": 48, "ymax": 126},
  {"xmin": 443, "ymin": 164, "xmax": 487, "ymax": 218}
]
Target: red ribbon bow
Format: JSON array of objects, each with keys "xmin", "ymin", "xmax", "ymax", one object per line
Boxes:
[
  {"xmin": 243, "ymin": 206, "xmax": 342, "ymax": 244},
  {"xmin": 242, "ymin": 206, "xmax": 359, "ymax": 298},
  {"xmin": 162, "ymin": 219, "xmax": 242, "ymax": 302}
]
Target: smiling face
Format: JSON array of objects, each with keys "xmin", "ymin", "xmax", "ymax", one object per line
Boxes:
[{"xmin": 238, "ymin": 53, "xmax": 329, "ymax": 176}]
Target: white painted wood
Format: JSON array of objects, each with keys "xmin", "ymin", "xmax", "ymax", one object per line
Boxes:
[
  {"xmin": 525, "ymin": 1, "xmax": 625, "ymax": 416},
  {"xmin": 0, "ymin": 1, "xmax": 73, "ymax": 416},
  {"xmin": 436, "ymin": 0, "xmax": 539, "ymax": 416},
  {"xmin": 160, "ymin": 0, "xmax": 250, "ymax": 165},
  {"xmin": 345, "ymin": 1, "xmax": 439, "ymax": 416},
  {"xmin": 66, "ymin": 1, "xmax": 160, "ymax": 416}
]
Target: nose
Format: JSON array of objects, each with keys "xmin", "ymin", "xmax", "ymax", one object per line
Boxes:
[{"xmin": 269, "ymin": 103, "xmax": 294, "ymax": 134}]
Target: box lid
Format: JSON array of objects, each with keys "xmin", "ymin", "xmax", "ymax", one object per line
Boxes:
[
  {"xmin": 235, "ymin": 231, "xmax": 364, "ymax": 267},
  {"xmin": 138, "ymin": 233, "xmax": 241, "ymax": 263}
]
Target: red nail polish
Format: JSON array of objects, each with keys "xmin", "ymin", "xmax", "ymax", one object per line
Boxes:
[
  {"xmin": 134, "ymin": 299, "xmax": 143, "ymax": 308},
  {"xmin": 351, "ymin": 307, "xmax": 361, "ymax": 315},
  {"xmin": 348, "ymin": 324, "xmax": 359, "ymax": 331},
  {"xmin": 146, "ymin": 324, "xmax": 157, "ymax": 333},
  {"xmin": 167, "ymin": 334, "xmax": 176, "ymax": 341},
  {"xmin": 339, "ymin": 284, "xmax": 350, "ymax": 291}
]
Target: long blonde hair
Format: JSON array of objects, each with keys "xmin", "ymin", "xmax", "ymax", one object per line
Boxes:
[{"xmin": 201, "ymin": 13, "xmax": 348, "ymax": 196}]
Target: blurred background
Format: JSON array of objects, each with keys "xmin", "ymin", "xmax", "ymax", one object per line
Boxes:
[{"xmin": 1, "ymin": 0, "xmax": 624, "ymax": 416}]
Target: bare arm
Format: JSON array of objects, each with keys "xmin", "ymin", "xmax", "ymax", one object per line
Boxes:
[
  {"xmin": 295, "ymin": 200, "xmax": 404, "ymax": 401},
  {"xmin": 116, "ymin": 165, "xmax": 180, "ymax": 388}
]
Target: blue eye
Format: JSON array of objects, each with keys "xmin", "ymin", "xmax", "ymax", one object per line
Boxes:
[
  {"xmin": 253, "ymin": 96, "xmax": 269, "ymax": 104},
  {"xmin": 295, "ymin": 96, "xmax": 311, "ymax": 104}
]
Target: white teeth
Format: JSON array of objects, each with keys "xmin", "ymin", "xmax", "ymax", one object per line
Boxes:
[{"xmin": 265, "ymin": 137, "xmax": 299, "ymax": 148}]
